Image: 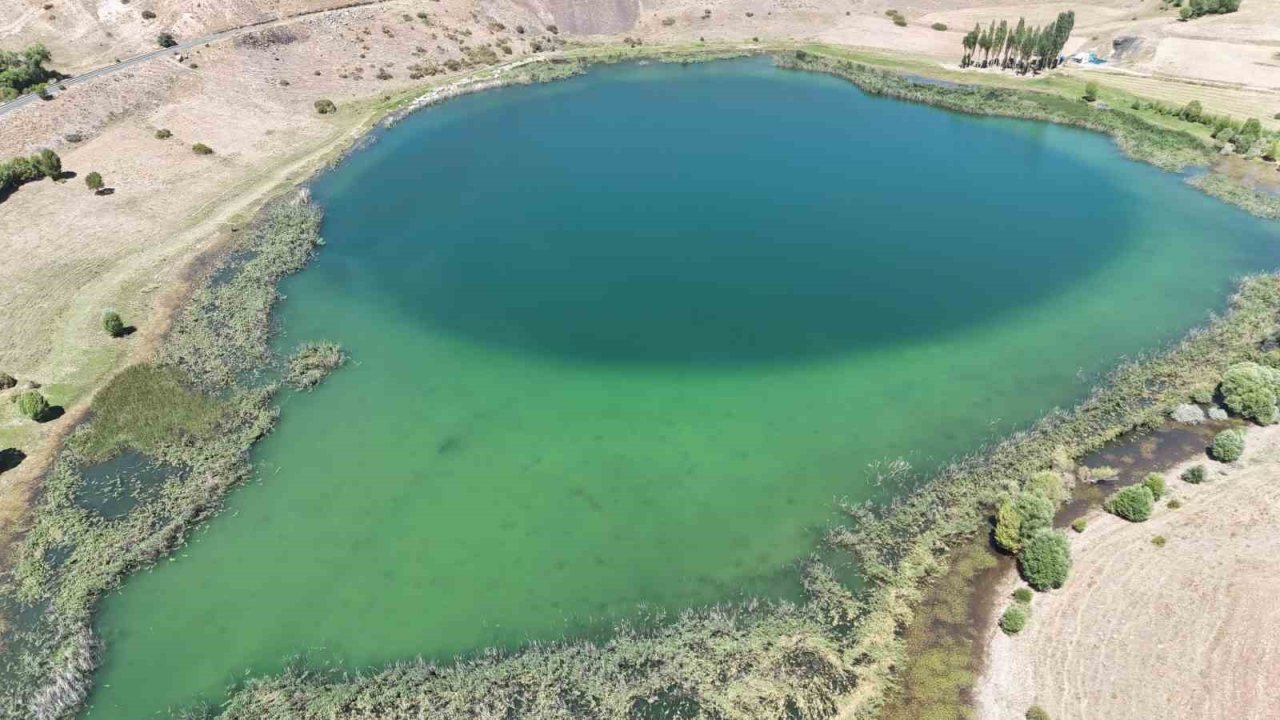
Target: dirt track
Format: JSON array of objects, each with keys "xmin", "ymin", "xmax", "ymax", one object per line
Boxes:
[{"xmin": 977, "ymin": 424, "xmax": 1280, "ymax": 720}]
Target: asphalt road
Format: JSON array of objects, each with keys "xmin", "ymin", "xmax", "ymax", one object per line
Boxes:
[{"xmin": 0, "ymin": 0, "xmax": 387, "ymax": 119}]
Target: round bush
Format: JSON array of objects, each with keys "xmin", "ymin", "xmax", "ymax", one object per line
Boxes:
[
  {"xmin": 1210, "ymin": 428, "xmax": 1245, "ymax": 462},
  {"xmin": 102, "ymin": 311, "xmax": 125, "ymax": 337},
  {"xmin": 1105, "ymin": 485, "xmax": 1154, "ymax": 522},
  {"xmin": 1142, "ymin": 472, "xmax": 1165, "ymax": 501},
  {"xmin": 314, "ymin": 98, "xmax": 337, "ymax": 114},
  {"xmin": 1018, "ymin": 531, "xmax": 1072, "ymax": 591},
  {"xmin": 15, "ymin": 390, "xmax": 49, "ymax": 421},
  {"xmin": 1012, "ymin": 587, "xmax": 1033, "ymax": 603},
  {"xmin": 1181, "ymin": 464, "xmax": 1207, "ymax": 484},
  {"xmin": 1000, "ymin": 604, "xmax": 1028, "ymax": 634},
  {"xmin": 1026, "ymin": 707, "xmax": 1051, "ymax": 720},
  {"xmin": 1219, "ymin": 362, "xmax": 1280, "ymax": 423}
]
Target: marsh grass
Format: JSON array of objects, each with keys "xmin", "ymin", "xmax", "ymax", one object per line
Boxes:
[{"xmin": 77, "ymin": 365, "xmax": 225, "ymax": 461}]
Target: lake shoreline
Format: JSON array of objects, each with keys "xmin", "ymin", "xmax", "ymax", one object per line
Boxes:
[{"xmin": 4, "ymin": 45, "xmax": 1280, "ymax": 720}]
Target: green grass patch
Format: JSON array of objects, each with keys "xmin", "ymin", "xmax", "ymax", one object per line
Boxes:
[{"xmin": 78, "ymin": 364, "xmax": 225, "ymax": 460}]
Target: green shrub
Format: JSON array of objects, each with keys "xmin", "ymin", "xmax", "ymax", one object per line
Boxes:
[
  {"xmin": 1167, "ymin": 498, "xmax": 1183, "ymax": 509},
  {"xmin": 999, "ymin": 603, "xmax": 1028, "ymax": 634},
  {"xmin": 892, "ymin": 14, "xmax": 907, "ymax": 26},
  {"xmin": 1084, "ymin": 81, "xmax": 1098, "ymax": 102},
  {"xmin": 1015, "ymin": 491, "xmax": 1055, "ymax": 534},
  {"xmin": 1151, "ymin": 535, "xmax": 1166, "ymax": 547},
  {"xmin": 157, "ymin": 32, "xmax": 177, "ymax": 48},
  {"xmin": 1219, "ymin": 361, "xmax": 1280, "ymax": 423},
  {"xmin": 994, "ymin": 499, "xmax": 1023, "ymax": 552},
  {"xmin": 85, "ymin": 171, "xmax": 104, "ymax": 192},
  {"xmin": 102, "ymin": 310, "xmax": 125, "ymax": 337},
  {"xmin": 1105, "ymin": 485, "xmax": 1154, "ymax": 522},
  {"xmin": 1181, "ymin": 464, "xmax": 1207, "ymax": 484},
  {"xmin": 1142, "ymin": 472, "xmax": 1165, "ymax": 500},
  {"xmin": 1018, "ymin": 531, "xmax": 1071, "ymax": 591},
  {"xmin": 155, "ymin": 128, "xmax": 172, "ymax": 139},
  {"xmin": 0, "ymin": 371, "xmax": 15, "ymax": 389},
  {"xmin": 1026, "ymin": 706, "xmax": 1051, "ymax": 720},
  {"xmin": 1210, "ymin": 428, "xmax": 1245, "ymax": 462},
  {"xmin": 931, "ymin": 22, "xmax": 948, "ymax": 30},
  {"xmin": 15, "ymin": 390, "xmax": 50, "ymax": 421},
  {"xmin": 1012, "ymin": 587, "xmax": 1033, "ymax": 603},
  {"xmin": 1070, "ymin": 517, "xmax": 1087, "ymax": 533},
  {"xmin": 192, "ymin": 143, "xmax": 214, "ymax": 155},
  {"xmin": 995, "ymin": 490, "xmax": 1055, "ymax": 553},
  {"xmin": 314, "ymin": 98, "xmax": 337, "ymax": 114}
]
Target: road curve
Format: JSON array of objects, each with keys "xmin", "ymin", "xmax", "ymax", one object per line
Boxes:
[{"xmin": 0, "ymin": 0, "xmax": 390, "ymax": 120}]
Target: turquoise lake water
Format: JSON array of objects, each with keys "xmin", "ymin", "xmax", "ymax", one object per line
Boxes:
[{"xmin": 81, "ymin": 58, "xmax": 1279, "ymax": 718}]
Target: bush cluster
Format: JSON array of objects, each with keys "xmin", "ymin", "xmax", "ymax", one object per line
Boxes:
[
  {"xmin": 1177, "ymin": 0, "xmax": 1240, "ymax": 20},
  {"xmin": 0, "ymin": 149, "xmax": 61, "ymax": 197},
  {"xmin": 0, "ymin": 44, "xmax": 56, "ymax": 100}
]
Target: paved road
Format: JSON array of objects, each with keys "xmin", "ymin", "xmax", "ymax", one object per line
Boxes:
[{"xmin": 0, "ymin": 0, "xmax": 388, "ymax": 119}]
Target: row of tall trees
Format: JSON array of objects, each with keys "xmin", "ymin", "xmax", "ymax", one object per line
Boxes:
[{"xmin": 961, "ymin": 11, "xmax": 1076, "ymax": 75}]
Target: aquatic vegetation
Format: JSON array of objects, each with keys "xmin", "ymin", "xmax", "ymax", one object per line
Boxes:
[{"xmin": 284, "ymin": 342, "xmax": 345, "ymax": 390}]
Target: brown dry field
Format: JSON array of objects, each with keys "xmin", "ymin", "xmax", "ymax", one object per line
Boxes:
[{"xmin": 977, "ymin": 424, "xmax": 1280, "ymax": 720}]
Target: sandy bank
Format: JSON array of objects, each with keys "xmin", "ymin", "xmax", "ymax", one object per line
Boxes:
[{"xmin": 976, "ymin": 423, "xmax": 1280, "ymax": 720}]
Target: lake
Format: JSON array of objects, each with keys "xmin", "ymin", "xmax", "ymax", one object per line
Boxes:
[{"xmin": 82, "ymin": 57, "xmax": 1280, "ymax": 718}]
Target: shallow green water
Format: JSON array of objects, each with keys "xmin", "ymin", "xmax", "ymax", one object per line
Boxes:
[{"xmin": 84, "ymin": 58, "xmax": 1278, "ymax": 717}]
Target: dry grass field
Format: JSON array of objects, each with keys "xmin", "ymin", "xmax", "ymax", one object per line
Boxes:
[{"xmin": 977, "ymin": 424, "xmax": 1280, "ymax": 720}]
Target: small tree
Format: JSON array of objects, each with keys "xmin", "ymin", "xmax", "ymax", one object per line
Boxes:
[
  {"xmin": 85, "ymin": 171, "xmax": 104, "ymax": 192},
  {"xmin": 314, "ymin": 98, "xmax": 337, "ymax": 114},
  {"xmin": 1018, "ymin": 531, "xmax": 1071, "ymax": 590},
  {"xmin": 157, "ymin": 33, "xmax": 177, "ymax": 48},
  {"xmin": 102, "ymin": 311, "xmax": 125, "ymax": 337},
  {"xmin": 1142, "ymin": 472, "xmax": 1165, "ymax": 500},
  {"xmin": 16, "ymin": 390, "xmax": 50, "ymax": 421},
  {"xmin": 1104, "ymin": 485, "xmax": 1154, "ymax": 522},
  {"xmin": 33, "ymin": 148, "xmax": 61, "ymax": 179},
  {"xmin": 1210, "ymin": 428, "xmax": 1245, "ymax": 462},
  {"xmin": 1083, "ymin": 80, "xmax": 1098, "ymax": 102}
]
